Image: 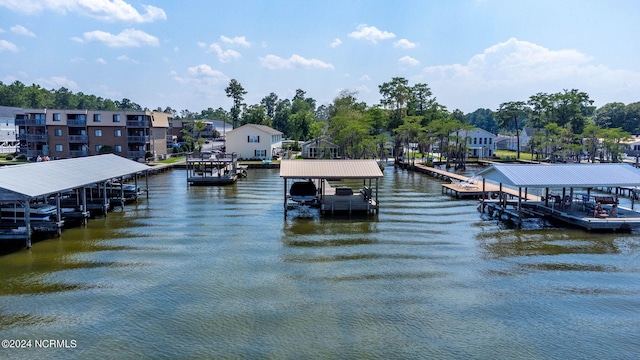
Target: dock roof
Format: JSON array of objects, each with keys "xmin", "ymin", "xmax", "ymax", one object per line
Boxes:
[
  {"xmin": 0, "ymin": 154, "xmax": 150, "ymax": 200},
  {"xmin": 280, "ymin": 160, "xmax": 383, "ymax": 179},
  {"xmin": 477, "ymin": 163, "xmax": 640, "ymax": 188}
]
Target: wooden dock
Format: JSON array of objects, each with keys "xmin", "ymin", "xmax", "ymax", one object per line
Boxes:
[{"xmin": 412, "ymin": 164, "xmax": 540, "ymax": 200}]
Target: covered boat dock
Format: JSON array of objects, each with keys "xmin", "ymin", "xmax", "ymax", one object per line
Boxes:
[
  {"xmin": 477, "ymin": 163, "xmax": 640, "ymax": 231},
  {"xmin": 280, "ymin": 160, "xmax": 384, "ymax": 215},
  {"xmin": 0, "ymin": 154, "xmax": 151, "ymax": 248}
]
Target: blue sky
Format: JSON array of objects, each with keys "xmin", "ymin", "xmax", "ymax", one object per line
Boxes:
[{"xmin": 1, "ymin": 0, "xmax": 639, "ymax": 114}]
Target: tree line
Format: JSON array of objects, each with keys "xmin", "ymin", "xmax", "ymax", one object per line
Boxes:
[{"xmin": 1, "ymin": 78, "xmax": 638, "ymax": 163}]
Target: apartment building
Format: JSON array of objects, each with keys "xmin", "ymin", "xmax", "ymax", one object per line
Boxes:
[{"xmin": 15, "ymin": 108, "xmax": 170, "ymax": 161}]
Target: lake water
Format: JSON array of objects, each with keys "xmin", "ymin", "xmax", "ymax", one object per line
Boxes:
[{"xmin": 1, "ymin": 167, "xmax": 639, "ymax": 359}]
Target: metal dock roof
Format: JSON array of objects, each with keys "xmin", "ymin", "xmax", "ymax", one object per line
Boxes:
[
  {"xmin": 0, "ymin": 154, "xmax": 151, "ymax": 200},
  {"xmin": 280, "ymin": 160, "xmax": 383, "ymax": 179},
  {"xmin": 477, "ymin": 163, "xmax": 640, "ymax": 188}
]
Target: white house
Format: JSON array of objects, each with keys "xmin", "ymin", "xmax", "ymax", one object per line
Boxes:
[
  {"xmin": 458, "ymin": 127, "xmax": 496, "ymax": 158},
  {"xmin": 226, "ymin": 124, "xmax": 283, "ymax": 160}
]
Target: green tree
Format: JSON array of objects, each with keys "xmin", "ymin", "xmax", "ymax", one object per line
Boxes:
[
  {"xmin": 260, "ymin": 92, "xmax": 279, "ymax": 119},
  {"xmin": 225, "ymin": 79, "xmax": 246, "ymax": 128},
  {"xmin": 379, "ymin": 77, "xmax": 410, "ymax": 130},
  {"xmin": 496, "ymin": 101, "xmax": 528, "ymax": 159}
]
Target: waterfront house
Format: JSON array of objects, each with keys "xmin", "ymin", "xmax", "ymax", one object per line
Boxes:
[
  {"xmin": 226, "ymin": 124, "xmax": 283, "ymax": 160},
  {"xmin": 455, "ymin": 127, "xmax": 496, "ymax": 158},
  {"xmin": 0, "ymin": 106, "xmax": 19, "ymax": 154},
  {"xmin": 15, "ymin": 108, "xmax": 170, "ymax": 161},
  {"xmin": 301, "ymin": 136, "xmax": 340, "ymax": 159}
]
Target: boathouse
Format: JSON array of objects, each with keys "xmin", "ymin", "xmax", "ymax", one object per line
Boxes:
[
  {"xmin": 280, "ymin": 160, "xmax": 383, "ymax": 215},
  {"xmin": 477, "ymin": 163, "xmax": 640, "ymax": 231},
  {"xmin": 0, "ymin": 154, "xmax": 151, "ymax": 247}
]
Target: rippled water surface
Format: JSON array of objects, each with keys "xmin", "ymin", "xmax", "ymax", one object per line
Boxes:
[{"xmin": 1, "ymin": 167, "xmax": 639, "ymax": 359}]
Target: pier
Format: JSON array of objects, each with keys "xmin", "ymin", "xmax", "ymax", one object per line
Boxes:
[{"xmin": 476, "ymin": 163, "xmax": 640, "ymax": 231}]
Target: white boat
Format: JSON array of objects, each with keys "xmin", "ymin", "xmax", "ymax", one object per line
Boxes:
[{"xmin": 0, "ymin": 203, "xmax": 57, "ymax": 222}]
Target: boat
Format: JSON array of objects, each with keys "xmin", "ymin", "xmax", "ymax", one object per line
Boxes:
[
  {"xmin": 0, "ymin": 203, "xmax": 57, "ymax": 222},
  {"xmin": 289, "ymin": 180, "xmax": 319, "ymax": 206}
]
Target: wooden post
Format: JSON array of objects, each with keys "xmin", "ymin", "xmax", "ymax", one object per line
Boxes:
[{"xmin": 283, "ymin": 178, "xmax": 287, "ymax": 212}]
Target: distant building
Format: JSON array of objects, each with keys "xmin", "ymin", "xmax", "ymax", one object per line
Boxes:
[
  {"xmin": 0, "ymin": 106, "xmax": 19, "ymax": 154},
  {"xmin": 226, "ymin": 124, "xmax": 283, "ymax": 160},
  {"xmin": 301, "ymin": 136, "xmax": 340, "ymax": 159},
  {"xmin": 455, "ymin": 127, "xmax": 496, "ymax": 158},
  {"xmin": 168, "ymin": 119, "xmax": 231, "ymax": 143},
  {"xmin": 15, "ymin": 108, "xmax": 170, "ymax": 161}
]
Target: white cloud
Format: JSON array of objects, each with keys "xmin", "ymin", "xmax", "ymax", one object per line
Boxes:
[
  {"xmin": 330, "ymin": 38, "xmax": 342, "ymax": 48},
  {"xmin": 220, "ymin": 35, "xmax": 250, "ymax": 47},
  {"xmin": 359, "ymin": 75, "xmax": 371, "ymax": 81},
  {"xmin": 0, "ymin": 39, "xmax": 18, "ymax": 52},
  {"xmin": 394, "ymin": 38, "xmax": 417, "ymax": 49},
  {"xmin": 187, "ymin": 64, "xmax": 226, "ymax": 78},
  {"xmin": 348, "ymin": 24, "xmax": 395, "ymax": 44},
  {"xmin": 260, "ymin": 54, "xmax": 334, "ymax": 70},
  {"xmin": 207, "ymin": 43, "xmax": 241, "ymax": 63},
  {"xmin": 0, "ymin": 0, "xmax": 166, "ymax": 23},
  {"xmin": 78, "ymin": 28, "xmax": 159, "ymax": 47},
  {"xmin": 36, "ymin": 76, "xmax": 78, "ymax": 90},
  {"xmin": 11, "ymin": 25, "xmax": 35, "ymax": 37},
  {"xmin": 117, "ymin": 55, "xmax": 139, "ymax": 64},
  {"xmin": 398, "ymin": 56, "xmax": 420, "ymax": 66},
  {"xmin": 96, "ymin": 58, "xmax": 107, "ymax": 64},
  {"xmin": 419, "ymin": 37, "xmax": 640, "ymax": 112}
]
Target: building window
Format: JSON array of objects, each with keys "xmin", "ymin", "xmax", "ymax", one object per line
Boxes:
[
  {"xmin": 255, "ymin": 149, "xmax": 266, "ymax": 157},
  {"xmin": 114, "ymin": 145, "xmax": 122, "ymax": 153},
  {"xmin": 114, "ymin": 129, "xmax": 122, "ymax": 137},
  {"xmin": 95, "ymin": 129, "xmax": 103, "ymax": 137},
  {"xmin": 473, "ymin": 138, "xmax": 477, "ymax": 144},
  {"xmin": 113, "ymin": 114, "xmax": 121, "ymax": 122},
  {"xmin": 94, "ymin": 114, "xmax": 101, "ymax": 122},
  {"xmin": 55, "ymin": 144, "xmax": 63, "ymax": 151},
  {"xmin": 54, "ymin": 129, "xmax": 63, "ymax": 136},
  {"xmin": 248, "ymin": 135, "xmax": 260, "ymax": 143},
  {"xmin": 53, "ymin": 113, "xmax": 61, "ymax": 121},
  {"xmin": 489, "ymin": 138, "xmax": 492, "ymax": 144},
  {"xmin": 95, "ymin": 145, "xmax": 102, "ymax": 152}
]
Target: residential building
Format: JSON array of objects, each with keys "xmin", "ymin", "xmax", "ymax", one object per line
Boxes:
[
  {"xmin": 15, "ymin": 108, "xmax": 170, "ymax": 161},
  {"xmin": 226, "ymin": 124, "xmax": 283, "ymax": 160},
  {"xmin": 168, "ymin": 119, "xmax": 231, "ymax": 143},
  {"xmin": 458, "ymin": 127, "xmax": 496, "ymax": 158},
  {"xmin": 301, "ymin": 136, "xmax": 340, "ymax": 159},
  {"xmin": 0, "ymin": 106, "xmax": 19, "ymax": 154}
]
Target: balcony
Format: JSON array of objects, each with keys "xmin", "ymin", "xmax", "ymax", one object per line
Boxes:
[
  {"xmin": 69, "ymin": 150, "xmax": 89, "ymax": 157},
  {"xmin": 67, "ymin": 119, "xmax": 87, "ymax": 127},
  {"xmin": 126, "ymin": 120, "xmax": 149, "ymax": 128},
  {"xmin": 15, "ymin": 119, "xmax": 46, "ymax": 126},
  {"xmin": 26, "ymin": 134, "xmax": 47, "ymax": 142},
  {"xmin": 127, "ymin": 135, "xmax": 149, "ymax": 143},
  {"xmin": 68, "ymin": 135, "xmax": 89, "ymax": 143},
  {"xmin": 127, "ymin": 150, "xmax": 146, "ymax": 159}
]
